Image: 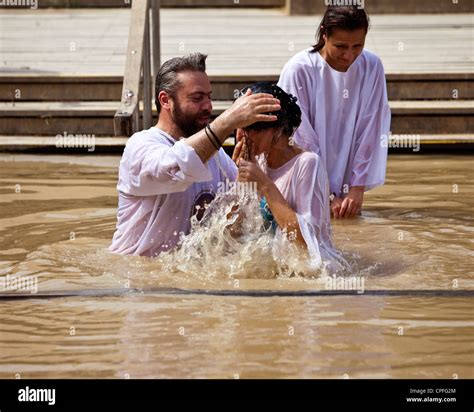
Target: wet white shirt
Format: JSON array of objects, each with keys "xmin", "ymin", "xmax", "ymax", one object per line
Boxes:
[
  {"xmin": 266, "ymin": 151, "xmax": 341, "ymax": 269},
  {"xmin": 109, "ymin": 126, "xmax": 237, "ymax": 257},
  {"xmin": 278, "ymin": 48, "xmax": 391, "ymax": 196}
]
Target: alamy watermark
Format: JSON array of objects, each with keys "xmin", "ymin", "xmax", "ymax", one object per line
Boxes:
[
  {"xmin": 325, "ymin": 0, "xmax": 364, "ymax": 9},
  {"xmin": 324, "ymin": 274, "xmax": 365, "ymax": 294},
  {"xmin": 0, "ymin": 274, "xmax": 38, "ymax": 294},
  {"xmin": 0, "ymin": 0, "xmax": 38, "ymax": 9},
  {"xmin": 381, "ymin": 132, "xmax": 421, "ymax": 152},
  {"xmin": 18, "ymin": 386, "xmax": 55, "ymax": 406},
  {"xmin": 55, "ymin": 132, "xmax": 95, "ymax": 152},
  {"xmin": 217, "ymin": 179, "xmax": 258, "ymax": 196}
]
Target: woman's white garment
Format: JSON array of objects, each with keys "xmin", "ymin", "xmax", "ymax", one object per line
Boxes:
[
  {"xmin": 278, "ymin": 48, "xmax": 391, "ymax": 196},
  {"xmin": 109, "ymin": 126, "xmax": 237, "ymax": 257},
  {"xmin": 266, "ymin": 151, "xmax": 341, "ymax": 269}
]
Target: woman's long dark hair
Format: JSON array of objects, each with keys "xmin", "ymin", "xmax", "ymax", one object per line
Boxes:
[{"xmin": 311, "ymin": 6, "xmax": 370, "ymax": 53}]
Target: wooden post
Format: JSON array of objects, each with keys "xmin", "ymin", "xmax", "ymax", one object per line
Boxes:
[
  {"xmin": 151, "ymin": 0, "xmax": 161, "ymax": 90},
  {"xmin": 113, "ymin": 0, "xmax": 149, "ymax": 136},
  {"xmin": 143, "ymin": 13, "xmax": 152, "ymax": 129}
]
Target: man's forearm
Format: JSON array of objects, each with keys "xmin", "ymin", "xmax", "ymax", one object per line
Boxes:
[{"xmin": 184, "ymin": 115, "xmax": 234, "ymax": 163}]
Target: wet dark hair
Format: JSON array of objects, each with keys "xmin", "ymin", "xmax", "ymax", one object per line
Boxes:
[
  {"xmin": 238, "ymin": 82, "xmax": 301, "ymax": 136},
  {"xmin": 311, "ymin": 6, "xmax": 369, "ymax": 53},
  {"xmin": 155, "ymin": 53, "xmax": 207, "ymax": 115}
]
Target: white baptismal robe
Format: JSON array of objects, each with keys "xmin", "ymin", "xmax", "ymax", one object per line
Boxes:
[
  {"xmin": 109, "ymin": 127, "xmax": 237, "ymax": 257},
  {"xmin": 278, "ymin": 48, "xmax": 391, "ymax": 196}
]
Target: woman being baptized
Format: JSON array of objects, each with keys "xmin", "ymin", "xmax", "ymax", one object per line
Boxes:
[{"xmin": 231, "ymin": 82, "xmax": 346, "ymax": 272}]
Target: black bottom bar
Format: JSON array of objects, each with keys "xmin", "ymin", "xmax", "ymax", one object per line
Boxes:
[{"xmin": 0, "ymin": 379, "xmax": 472, "ymax": 408}]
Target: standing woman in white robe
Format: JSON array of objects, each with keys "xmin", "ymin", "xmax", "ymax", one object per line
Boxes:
[{"xmin": 278, "ymin": 6, "xmax": 391, "ymax": 218}]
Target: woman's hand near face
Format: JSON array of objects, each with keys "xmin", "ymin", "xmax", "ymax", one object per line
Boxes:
[
  {"xmin": 237, "ymin": 159, "xmax": 271, "ymax": 194},
  {"xmin": 235, "ymin": 128, "xmax": 245, "ymax": 144},
  {"xmin": 237, "ymin": 146, "xmax": 307, "ymax": 248},
  {"xmin": 238, "ymin": 158, "xmax": 306, "ymax": 248},
  {"xmin": 232, "ymin": 138, "xmax": 244, "ymax": 165},
  {"xmin": 232, "ymin": 130, "xmax": 254, "ymax": 166}
]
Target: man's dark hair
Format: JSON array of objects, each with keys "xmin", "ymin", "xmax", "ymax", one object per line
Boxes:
[
  {"xmin": 155, "ymin": 53, "xmax": 207, "ymax": 115},
  {"xmin": 238, "ymin": 82, "xmax": 302, "ymax": 136}
]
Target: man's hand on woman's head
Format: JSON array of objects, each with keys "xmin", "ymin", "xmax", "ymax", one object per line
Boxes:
[{"xmin": 226, "ymin": 89, "xmax": 280, "ymax": 131}]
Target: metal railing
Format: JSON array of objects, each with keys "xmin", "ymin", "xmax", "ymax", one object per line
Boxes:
[{"xmin": 114, "ymin": 0, "xmax": 160, "ymax": 137}]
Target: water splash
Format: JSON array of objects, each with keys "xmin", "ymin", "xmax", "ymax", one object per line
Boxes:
[{"xmin": 157, "ymin": 189, "xmax": 349, "ymax": 280}]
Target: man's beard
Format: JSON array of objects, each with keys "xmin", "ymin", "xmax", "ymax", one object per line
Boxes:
[{"xmin": 171, "ymin": 101, "xmax": 211, "ymax": 137}]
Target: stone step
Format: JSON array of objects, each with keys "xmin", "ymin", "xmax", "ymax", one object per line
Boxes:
[
  {"xmin": 0, "ymin": 135, "xmax": 472, "ymax": 157},
  {"xmin": 15, "ymin": 0, "xmax": 472, "ymax": 13},
  {"xmin": 1, "ymin": 74, "xmax": 472, "ymax": 102},
  {"xmin": 0, "ymin": 135, "xmax": 236, "ymax": 156},
  {"xmin": 0, "ymin": 100, "xmax": 472, "ymax": 136},
  {"xmin": 29, "ymin": 0, "xmax": 285, "ymax": 8}
]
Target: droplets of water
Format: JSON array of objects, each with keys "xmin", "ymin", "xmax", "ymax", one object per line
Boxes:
[{"xmin": 157, "ymin": 189, "xmax": 337, "ymax": 280}]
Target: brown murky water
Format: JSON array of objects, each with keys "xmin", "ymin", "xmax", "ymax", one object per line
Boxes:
[{"xmin": 0, "ymin": 154, "xmax": 473, "ymax": 378}]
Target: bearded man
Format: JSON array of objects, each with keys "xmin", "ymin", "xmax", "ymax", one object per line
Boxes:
[{"xmin": 109, "ymin": 53, "xmax": 280, "ymax": 256}]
